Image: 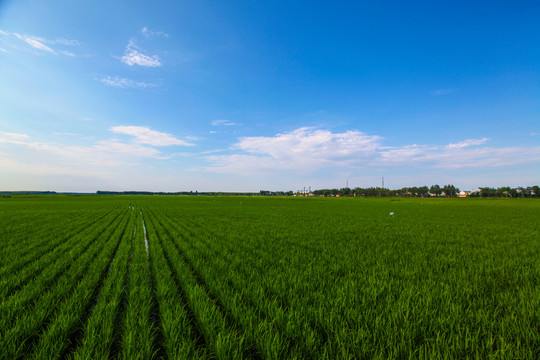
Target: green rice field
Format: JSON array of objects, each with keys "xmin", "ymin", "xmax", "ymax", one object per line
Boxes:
[{"xmin": 1, "ymin": 195, "xmax": 539, "ymax": 359}]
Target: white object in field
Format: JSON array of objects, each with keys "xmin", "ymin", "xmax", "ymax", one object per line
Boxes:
[{"xmin": 389, "ymin": 212, "xmax": 394, "ymax": 215}]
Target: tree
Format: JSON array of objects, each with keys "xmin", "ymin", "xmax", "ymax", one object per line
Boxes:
[
  {"xmin": 480, "ymin": 187, "xmax": 497, "ymax": 197},
  {"xmin": 443, "ymin": 184, "xmax": 458, "ymax": 197},
  {"xmin": 497, "ymin": 186, "xmax": 511, "ymax": 197},
  {"xmin": 430, "ymin": 184, "xmax": 442, "ymax": 197},
  {"xmin": 519, "ymin": 187, "xmax": 531, "ymax": 198}
]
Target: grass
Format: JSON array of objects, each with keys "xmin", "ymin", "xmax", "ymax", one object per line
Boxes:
[{"xmin": 0, "ymin": 195, "xmax": 539, "ymax": 358}]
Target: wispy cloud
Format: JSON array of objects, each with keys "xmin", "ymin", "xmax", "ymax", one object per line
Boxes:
[
  {"xmin": 447, "ymin": 138, "xmax": 489, "ymax": 149},
  {"xmin": 0, "ymin": 29, "xmax": 79, "ymax": 56},
  {"xmin": 95, "ymin": 140, "xmax": 159, "ymax": 157},
  {"xmin": 1, "ymin": 127, "xmax": 193, "ymax": 165},
  {"xmin": 100, "ymin": 76, "xmax": 157, "ymax": 89},
  {"xmin": 433, "ymin": 88, "xmax": 453, "ymax": 96},
  {"xmin": 141, "ymin": 27, "xmax": 169, "ymax": 38},
  {"xmin": 53, "ymin": 132, "xmax": 80, "ymax": 136},
  {"xmin": 0, "ymin": 129, "xmax": 177, "ymax": 166},
  {"xmin": 13, "ymin": 33, "xmax": 55, "ymax": 53},
  {"xmin": 156, "ymin": 148, "xmax": 227, "ymax": 160},
  {"xmin": 0, "ymin": 132, "xmax": 163, "ymax": 190},
  {"xmin": 0, "ymin": 132, "xmax": 152, "ymax": 164},
  {"xmin": 55, "ymin": 38, "xmax": 80, "ymax": 46},
  {"xmin": 203, "ymin": 127, "xmax": 540, "ymax": 174},
  {"xmin": 377, "ymin": 144, "xmax": 540, "ymax": 169},
  {"xmin": 110, "ymin": 126, "xmax": 193, "ymax": 146},
  {"xmin": 0, "ymin": 131, "xmax": 29, "ymax": 140},
  {"xmin": 211, "ymin": 120, "xmax": 238, "ymax": 126},
  {"xmin": 121, "ymin": 39, "xmax": 161, "ymax": 67},
  {"xmin": 59, "ymin": 50, "xmax": 77, "ymax": 57},
  {"xmin": 1, "ymin": 127, "xmax": 538, "ymax": 191}
]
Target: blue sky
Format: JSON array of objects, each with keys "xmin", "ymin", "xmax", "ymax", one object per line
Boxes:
[{"xmin": 1, "ymin": 1, "xmax": 539, "ymax": 192}]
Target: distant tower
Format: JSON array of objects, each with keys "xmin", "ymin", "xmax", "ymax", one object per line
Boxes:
[
  {"xmin": 346, "ymin": 179, "xmax": 349, "ymax": 188},
  {"xmin": 382, "ymin": 176, "xmax": 384, "ymax": 189}
]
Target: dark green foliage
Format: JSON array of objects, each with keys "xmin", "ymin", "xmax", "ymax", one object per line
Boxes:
[{"xmin": 1, "ymin": 196, "xmax": 539, "ymax": 359}]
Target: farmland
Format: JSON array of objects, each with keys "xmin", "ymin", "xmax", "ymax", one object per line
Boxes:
[{"xmin": 1, "ymin": 196, "xmax": 539, "ymax": 359}]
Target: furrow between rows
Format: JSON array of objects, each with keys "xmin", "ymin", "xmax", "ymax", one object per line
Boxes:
[
  {"xmin": 0, "ymin": 209, "xmax": 130, "ymax": 360},
  {"xmin": 146, "ymin": 207, "xmax": 251, "ymax": 359}
]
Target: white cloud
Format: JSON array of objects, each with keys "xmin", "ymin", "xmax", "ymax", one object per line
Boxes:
[
  {"xmin": 203, "ymin": 127, "xmax": 540, "ymax": 174},
  {"xmin": 0, "ymin": 130, "xmax": 168, "ymax": 169},
  {"xmin": 94, "ymin": 140, "xmax": 159, "ymax": 157},
  {"xmin": 378, "ymin": 145, "xmax": 428, "ymax": 163},
  {"xmin": 141, "ymin": 27, "xmax": 169, "ymax": 38},
  {"xmin": 211, "ymin": 120, "xmax": 238, "ymax": 126},
  {"xmin": 13, "ymin": 33, "xmax": 54, "ymax": 53},
  {"xmin": 422, "ymin": 146, "xmax": 540, "ymax": 169},
  {"xmin": 1, "ymin": 30, "xmax": 79, "ymax": 56},
  {"xmin": 55, "ymin": 38, "xmax": 80, "ymax": 46},
  {"xmin": 53, "ymin": 132, "xmax": 80, "ymax": 136},
  {"xmin": 100, "ymin": 76, "xmax": 157, "ymax": 89},
  {"xmin": 110, "ymin": 126, "xmax": 193, "ymax": 146},
  {"xmin": 370, "ymin": 142, "xmax": 540, "ymax": 170},
  {"xmin": 1, "ymin": 126, "xmax": 538, "ymax": 192},
  {"xmin": 206, "ymin": 127, "xmax": 382, "ymax": 173},
  {"xmin": 0, "ymin": 133, "xmax": 167, "ymax": 192},
  {"xmin": 121, "ymin": 39, "xmax": 161, "ymax": 67},
  {"xmin": 433, "ymin": 89, "xmax": 453, "ymax": 95},
  {"xmin": 0, "ymin": 135, "xmax": 143, "ymax": 167},
  {"xmin": 0, "ymin": 131, "xmax": 29, "ymax": 140},
  {"xmin": 59, "ymin": 50, "xmax": 77, "ymax": 57},
  {"xmin": 447, "ymin": 138, "xmax": 489, "ymax": 149},
  {"xmin": 236, "ymin": 127, "xmax": 380, "ymax": 159}
]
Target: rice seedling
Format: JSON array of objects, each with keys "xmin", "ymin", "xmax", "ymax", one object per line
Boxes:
[{"xmin": 0, "ymin": 195, "xmax": 539, "ymax": 359}]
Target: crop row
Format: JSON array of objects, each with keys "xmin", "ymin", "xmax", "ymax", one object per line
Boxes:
[
  {"xmin": 0, "ymin": 205, "xmax": 122, "ymax": 300},
  {"xmin": 0, "ymin": 204, "xmax": 130, "ymax": 359},
  {"xmin": 137, "ymin": 197, "xmax": 540, "ymax": 359},
  {"xmin": 1, "ymin": 196, "xmax": 539, "ymax": 359}
]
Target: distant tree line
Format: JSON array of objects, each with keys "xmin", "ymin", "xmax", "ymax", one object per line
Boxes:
[
  {"xmin": 469, "ymin": 186, "xmax": 540, "ymax": 198},
  {"xmin": 311, "ymin": 185, "xmax": 458, "ymax": 197},
  {"xmin": 2, "ymin": 186, "xmax": 538, "ymax": 198},
  {"xmin": 310, "ymin": 185, "xmax": 540, "ymax": 198},
  {"xmin": 97, "ymin": 190, "xmax": 264, "ymax": 196},
  {"xmin": 0, "ymin": 191, "xmax": 57, "ymax": 195},
  {"xmin": 97, "ymin": 190, "xmax": 297, "ymax": 196},
  {"xmin": 259, "ymin": 191, "xmax": 294, "ymax": 196}
]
